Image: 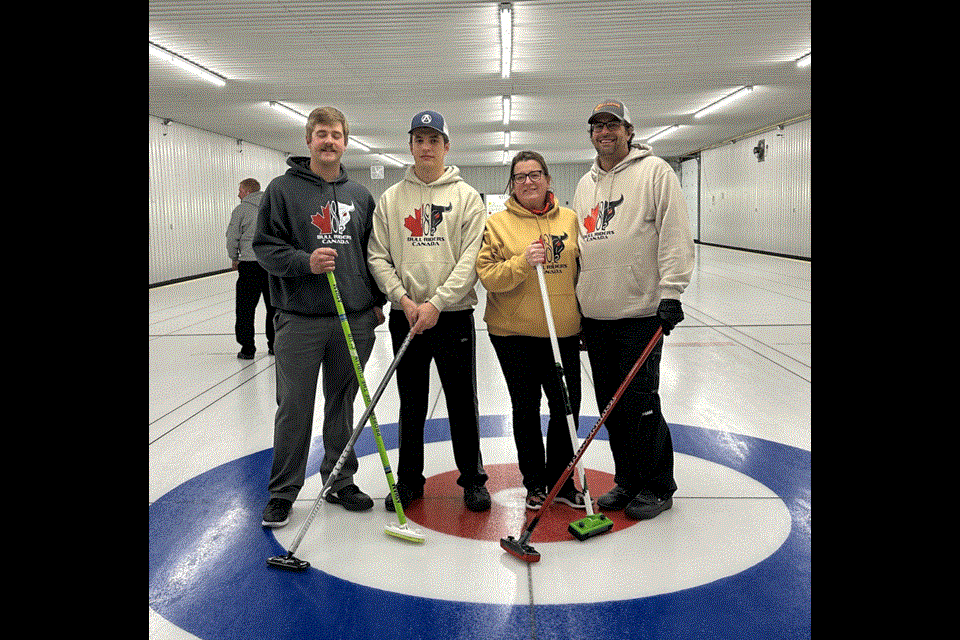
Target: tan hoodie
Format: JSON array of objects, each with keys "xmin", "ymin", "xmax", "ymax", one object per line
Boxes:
[
  {"xmin": 368, "ymin": 165, "xmax": 486, "ymax": 312},
  {"xmin": 573, "ymin": 144, "xmax": 694, "ymax": 320}
]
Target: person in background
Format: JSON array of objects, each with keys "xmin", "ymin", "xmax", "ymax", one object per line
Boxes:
[
  {"xmin": 226, "ymin": 178, "xmax": 275, "ymax": 359},
  {"xmin": 367, "ymin": 109, "xmax": 490, "ymax": 513},
  {"xmin": 253, "ymin": 106, "xmax": 385, "ymax": 528},
  {"xmin": 476, "ymin": 150, "xmax": 584, "ymax": 511},
  {"xmin": 573, "ymin": 99, "xmax": 694, "ymax": 521}
]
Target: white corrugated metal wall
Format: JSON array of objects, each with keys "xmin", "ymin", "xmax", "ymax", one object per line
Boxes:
[
  {"xmin": 149, "ymin": 115, "xmax": 288, "ymax": 285},
  {"xmin": 149, "ymin": 116, "xmax": 809, "ymax": 284},
  {"xmin": 698, "ymin": 118, "xmax": 810, "ymax": 259}
]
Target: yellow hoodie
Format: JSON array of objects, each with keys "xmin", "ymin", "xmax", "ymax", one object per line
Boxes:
[{"xmin": 477, "ymin": 193, "xmax": 580, "ymax": 337}]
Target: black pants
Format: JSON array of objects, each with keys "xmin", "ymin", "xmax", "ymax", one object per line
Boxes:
[
  {"xmin": 389, "ymin": 309, "xmax": 487, "ymax": 489},
  {"xmin": 235, "ymin": 260, "xmax": 275, "ymax": 352},
  {"xmin": 489, "ymin": 334, "xmax": 580, "ymax": 494},
  {"xmin": 581, "ymin": 315, "xmax": 676, "ymax": 499}
]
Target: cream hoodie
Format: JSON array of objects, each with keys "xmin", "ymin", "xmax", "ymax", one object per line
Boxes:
[
  {"xmin": 573, "ymin": 144, "xmax": 694, "ymax": 320},
  {"xmin": 368, "ymin": 165, "xmax": 486, "ymax": 312}
]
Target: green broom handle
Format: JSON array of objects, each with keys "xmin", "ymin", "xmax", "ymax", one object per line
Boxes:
[{"xmin": 327, "ymin": 271, "xmax": 410, "ymax": 527}]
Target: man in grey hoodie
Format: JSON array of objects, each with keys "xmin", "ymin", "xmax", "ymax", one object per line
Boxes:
[
  {"xmin": 573, "ymin": 99, "xmax": 694, "ymax": 521},
  {"xmin": 254, "ymin": 106, "xmax": 386, "ymax": 528},
  {"xmin": 226, "ymin": 178, "xmax": 275, "ymax": 359}
]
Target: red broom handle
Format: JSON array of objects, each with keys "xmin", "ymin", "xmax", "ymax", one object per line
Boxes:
[{"xmin": 520, "ymin": 326, "xmax": 664, "ymax": 541}]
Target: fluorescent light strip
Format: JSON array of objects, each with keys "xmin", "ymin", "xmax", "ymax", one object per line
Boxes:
[
  {"xmin": 149, "ymin": 42, "xmax": 226, "ymax": 87},
  {"xmin": 503, "ymin": 131, "xmax": 511, "ymax": 149},
  {"xmin": 693, "ymin": 86, "xmax": 754, "ymax": 119},
  {"xmin": 647, "ymin": 125, "xmax": 678, "ymax": 143},
  {"xmin": 796, "ymin": 52, "xmax": 810, "ymax": 67},
  {"xmin": 349, "ymin": 137, "xmax": 373, "ymax": 152},
  {"xmin": 269, "ymin": 101, "xmax": 308, "ymax": 124},
  {"xmin": 379, "ymin": 154, "xmax": 406, "ymax": 168},
  {"xmin": 502, "ymin": 95, "xmax": 511, "ymax": 126},
  {"xmin": 500, "ymin": 3, "xmax": 513, "ymax": 79}
]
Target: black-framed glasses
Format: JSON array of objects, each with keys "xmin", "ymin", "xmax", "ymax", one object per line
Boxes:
[
  {"xmin": 512, "ymin": 170, "xmax": 544, "ymax": 183},
  {"xmin": 591, "ymin": 121, "xmax": 623, "ymax": 133}
]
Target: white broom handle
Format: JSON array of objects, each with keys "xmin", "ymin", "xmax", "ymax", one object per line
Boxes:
[{"xmin": 535, "ymin": 263, "xmax": 595, "ymax": 515}]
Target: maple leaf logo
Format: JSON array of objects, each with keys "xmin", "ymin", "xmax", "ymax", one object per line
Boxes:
[
  {"xmin": 404, "ymin": 207, "xmax": 424, "ymax": 237},
  {"xmin": 311, "ymin": 204, "xmax": 333, "ymax": 234},
  {"xmin": 584, "ymin": 204, "xmax": 599, "ymax": 233}
]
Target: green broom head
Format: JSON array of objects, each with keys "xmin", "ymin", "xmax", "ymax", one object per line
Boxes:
[{"xmin": 568, "ymin": 513, "xmax": 614, "ymax": 541}]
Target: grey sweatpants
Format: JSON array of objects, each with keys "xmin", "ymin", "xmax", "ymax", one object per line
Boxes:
[{"xmin": 268, "ymin": 308, "xmax": 377, "ymax": 501}]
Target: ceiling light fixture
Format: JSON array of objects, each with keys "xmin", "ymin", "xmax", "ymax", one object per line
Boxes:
[
  {"xmin": 500, "ymin": 3, "xmax": 513, "ymax": 79},
  {"xmin": 647, "ymin": 125, "xmax": 679, "ymax": 143},
  {"xmin": 149, "ymin": 41, "xmax": 226, "ymax": 87},
  {"xmin": 796, "ymin": 52, "xmax": 810, "ymax": 67},
  {"xmin": 269, "ymin": 101, "xmax": 308, "ymax": 125},
  {"xmin": 379, "ymin": 154, "xmax": 406, "ymax": 168},
  {"xmin": 349, "ymin": 137, "xmax": 373, "ymax": 152},
  {"xmin": 502, "ymin": 95, "xmax": 511, "ymax": 126},
  {"xmin": 693, "ymin": 86, "xmax": 754, "ymax": 119}
]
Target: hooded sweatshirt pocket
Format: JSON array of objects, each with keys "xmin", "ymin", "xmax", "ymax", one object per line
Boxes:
[{"xmin": 578, "ymin": 252, "xmax": 657, "ymax": 320}]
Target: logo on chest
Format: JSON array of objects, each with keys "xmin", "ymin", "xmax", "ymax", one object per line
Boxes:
[
  {"xmin": 583, "ymin": 195, "xmax": 623, "ymax": 237},
  {"xmin": 310, "ymin": 200, "xmax": 355, "ymax": 244},
  {"xmin": 404, "ymin": 203, "xmax": 451, "ymax": 246}
]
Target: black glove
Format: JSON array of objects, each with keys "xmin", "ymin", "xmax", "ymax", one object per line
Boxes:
[{"xmin": 657, "ymin": 299, "xmax": 683, "ymax": 336}]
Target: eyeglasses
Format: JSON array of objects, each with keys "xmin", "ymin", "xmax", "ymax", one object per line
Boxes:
[
  {"xmin": 512, "ymin": 170, "xmax": 544, "ymax": 183},
  {"xmin": 590, "ymin": 121, "xmax": 623, "ymax": 133}
]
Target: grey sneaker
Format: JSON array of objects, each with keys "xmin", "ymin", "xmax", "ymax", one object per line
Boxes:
[
  {"xmin": 624, "ymin": 490, "xmax": 673, "ymax": 520},
  {"xmin": 261, "ymin": 497, "xmax": 292, "ymax": 527}
]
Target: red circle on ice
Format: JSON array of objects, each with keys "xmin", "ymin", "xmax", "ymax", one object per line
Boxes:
[{"xmin": 401, "ymin": 463, "xmax": 641, "ymax": 542}]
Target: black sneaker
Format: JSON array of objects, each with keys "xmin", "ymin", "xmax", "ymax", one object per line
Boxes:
[
  {"xmin": 525, "ymin": 489, "xmax": 547, "ymax": 510},
  {"xmin": 238, "ymin": 349, "xmax": 255, "ymax": 360},
  {"xmin": 464, "ymin": 483, "xmax": 491, "ymax": 512},
  {"xmin": 556, "ymin": 487, "xmax": 587, "ymax": 509},
  {"xmin": 325, "ymin": 484, "xmax": 374, "ymax": 512},
  {"xmin": 385, "ymin": 482, "xmax": 423, "ymax": 512},
  {"xmin": 262, "ymin": 497, "xmax": 292, "ymax": 527},
  {"xmin": 597, "ymin": 485, "xmax": 636, "ymax": 510},
  {"xmin": 624, "ymin": 490, "xmax": 673, "ymax": 520}
]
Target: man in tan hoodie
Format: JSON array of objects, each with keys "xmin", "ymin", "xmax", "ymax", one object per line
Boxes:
[
  {"xmin": 367, "ymin": 110, "xmax": 491, "ymax": 513},
  {"xmin": 573, "ymin": 99, "xmax": 695, "ymax": 521}
]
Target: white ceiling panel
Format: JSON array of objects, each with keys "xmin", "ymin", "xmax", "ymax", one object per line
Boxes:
[{"xmin": 149, "ymin": 0, "xmax": 810, "ymax": 168}]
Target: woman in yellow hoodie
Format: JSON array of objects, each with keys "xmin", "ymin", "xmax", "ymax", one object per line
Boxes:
[{"xmin": 476, "ymin": 151, "xmax": 584, "ymax": 511}]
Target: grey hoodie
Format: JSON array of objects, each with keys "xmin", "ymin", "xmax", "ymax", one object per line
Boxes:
[
  {"xmin": 253, "ymin": 156, "xmax": 385, "ymax": 316},
  {"xmin": 572, "ymin": 144, "xmax": 694, "ymax": 320},
  {"xmin": 226, "ymin": 190, "xmax": 263, "ymax": 262}
]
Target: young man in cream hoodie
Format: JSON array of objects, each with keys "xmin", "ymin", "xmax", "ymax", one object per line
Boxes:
[
  {"xmin": 367, "ymin": 110, "xmax": 490, "ymax": 513},
  {"xmin": 573, "ymin": 99, "xmax": 694, "ymax": 521}
]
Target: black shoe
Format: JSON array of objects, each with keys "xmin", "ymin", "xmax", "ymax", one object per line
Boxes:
[
  {"xmin": 556, "ymin": 487, "xmax": 587, "ymax": 509},
  {"xmin": 597, "ymin": 485, "xmax": 636, "ymax": 510},
  {"xmin": 525, "ymin": 488, "xmax": 547, "ymax": 510},
  {"xmin": 262, "ymin": 497, "xmax": 292, "ymax": 527},
  {"xmin": 325, "ymin": 484, "xmax": 374, "ymax": 512},
  {"xmin": 464, "ymin": 483, "xmax": 491, "ymax": 512},
  {"xmin": 624, "ymin": 490, "xmax": 673, "ymax": 520},
  {"xmin": 238, "ymin": 349, "xmax": 255, "ymax": 360},
  {"xmin": 385, "ymin": 483, "xmax": 423, "ymax": 512}
]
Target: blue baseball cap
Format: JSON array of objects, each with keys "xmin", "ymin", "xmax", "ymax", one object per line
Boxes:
[{"xmin": 409, "ymin": 110, "xmax": 449, "ymax": 140}]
